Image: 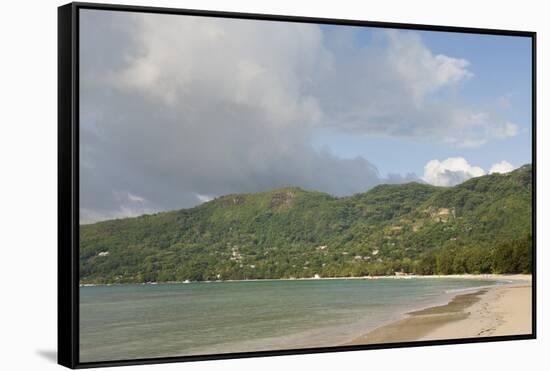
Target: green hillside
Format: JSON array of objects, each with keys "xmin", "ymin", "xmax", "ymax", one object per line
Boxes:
[{"xmin": 80, "ymin": 165, "xmax": 533, "ymax": 284}]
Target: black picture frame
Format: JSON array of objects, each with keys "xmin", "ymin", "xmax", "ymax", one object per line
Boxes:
[{"xmin": 58, "ymin": 2, "xmax": 537, "ymax": 369}]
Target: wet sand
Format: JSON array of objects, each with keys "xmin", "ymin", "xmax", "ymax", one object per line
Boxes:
[{"xmin": 346, "ymin": 277, "xmax": 532, "ymax": 345}]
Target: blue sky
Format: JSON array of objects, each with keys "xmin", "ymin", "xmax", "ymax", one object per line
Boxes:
[{"xmin": 313, "ymin": 27, "xmax": 532, "ymax": 177}]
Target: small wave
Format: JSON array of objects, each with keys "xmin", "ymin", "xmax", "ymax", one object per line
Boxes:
[{"xmin": 444, "ymin": 284, "xmax": 499, "ymax": 294}]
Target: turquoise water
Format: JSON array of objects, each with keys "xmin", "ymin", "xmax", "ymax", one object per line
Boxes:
[{"xmin": 80, "ymin": 278, "xmax": 500, "ymax": 362}]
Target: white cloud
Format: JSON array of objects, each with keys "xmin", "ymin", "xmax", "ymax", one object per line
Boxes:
[
  {"xmin": 383, "ymin": 30, "xmax": 473, "ymax": 104},
  {"xmin": 127, "ymin": 193, "xmax": 146, "ymax": 203},
  {"xmin": 196, "ymin": 194, "xmax": 213, "ymax": 203},
  {"xmin": 423, "ymin": 157, "xmax": 486, "ymax": 186},
  {"xmin": 492, "ymin": 121, "xmax": 519, "ymax": 138},
  {"xmin": 423, "ymin": 158, "xmax": 519, "ymax": 186},
  {"xmin": 489, "ymin": 160, "xmax": 516, "ymax": 174},
  {"xmin": 110, "ymin": 13, "xmax": 325, "ymax": 128}
]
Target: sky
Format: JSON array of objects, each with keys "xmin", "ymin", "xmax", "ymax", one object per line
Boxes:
[{"xmin": 79, "ymin": 9, "xmax": 532, "ymax": 224}]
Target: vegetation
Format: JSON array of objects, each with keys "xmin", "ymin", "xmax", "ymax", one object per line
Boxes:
[{"xmin": 80, "ymin": 165, "xmax": 532, "ymax": 284}]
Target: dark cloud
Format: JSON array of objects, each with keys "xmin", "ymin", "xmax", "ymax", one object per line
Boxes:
[
  {"xmin": 79, "ymin": 10, "xmax": 508, "ymax": 223},
  {"xmin": 80, "ymin": 11, "xmax": 381, "ymax": 223}
]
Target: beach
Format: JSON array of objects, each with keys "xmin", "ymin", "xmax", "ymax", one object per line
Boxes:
[
  {"xmin": 80, "ymin": 276, "xmax": 506, "ymax": 361},
  {"xmin": 79, "ymin": 275, "xmax": 531, "ymax": 361},
  {"xmin": 346, "ymin": 275, "xmax": 532, "ymax": 345}
]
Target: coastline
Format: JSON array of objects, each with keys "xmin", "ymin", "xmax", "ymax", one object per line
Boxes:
[
  {"xmin": 79, "ymin": 273, "xmax": 530, "ymax": 287},
  {"xmin": 79, "ymin": 274, "xmax": 532, "ymax": 360},
  {"xmin": 345, "ymin": 274, "xmax": 532, "ymax": 345}
]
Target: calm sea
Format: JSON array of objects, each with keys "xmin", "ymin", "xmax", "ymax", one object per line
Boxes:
[{"xmin": 80, "ymin": 278, "xmax": 500, "ymax": 362}]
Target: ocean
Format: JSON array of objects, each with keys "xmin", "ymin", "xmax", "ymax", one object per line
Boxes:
[{"xmin": 80, "ymin": 277, "xmax": 501, "ymax": 362}]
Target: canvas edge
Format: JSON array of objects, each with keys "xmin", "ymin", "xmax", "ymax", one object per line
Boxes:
[
  {"xmin": 531, "ymin": 32, "xmax": 537, "ymax": 340},
  {"xmin": 58, "ymin": 3, "xmax": 79, "ymax": 369}
]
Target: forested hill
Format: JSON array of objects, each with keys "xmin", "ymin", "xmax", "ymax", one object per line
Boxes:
[{"xmin": 80, "ymin": 165, "xmax": 532, "ymax": 284}]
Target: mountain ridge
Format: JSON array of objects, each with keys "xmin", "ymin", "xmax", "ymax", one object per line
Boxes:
[{"xmin": 80, "ymin": 165, "xmax": 532, "ymax": 283}]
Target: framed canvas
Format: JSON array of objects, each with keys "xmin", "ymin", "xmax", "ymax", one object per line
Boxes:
[{"xmin": 58, "ymin": 2, "xmax": 536, "ymax": 369}]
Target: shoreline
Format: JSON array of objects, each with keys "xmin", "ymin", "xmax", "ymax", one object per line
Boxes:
[
  {"xmin": 345, "ymin": 275, "xmax": 532, "ymax": 345},
  {"xmin": 79, "ymin": 273, "xmax": 530, "ymax": 287},
  {"xmin": 79, "ymin": 274, "xmax": 532, "ymax": 360}
]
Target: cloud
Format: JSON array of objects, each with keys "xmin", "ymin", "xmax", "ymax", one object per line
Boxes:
[
  {"xmin": 489, "ymin": 160, "xmax": 516, "ymax": 174},
  {"xmin": 127, "ymin": 193, "xmax": 146, "ymax": 203},
  {"xmin": 423, "ymin": 158, "xmax": 518, "ymax": 186},
  {"xmin": 80, "ymin": 11, "xmax": 382, "ymax": 223},
  {"xmin": 492, "ymin": 121, "xmax": 519, "ymax": 138},
  {"xmin": 80, "ymin": 206, "xmax": 158, "ymax": 225},
  {"xmin": 79, "ymin": 10, "xmax": 520, "ymax": 222},
  {"xmin": 80, "ymin": 191, "xmax": 157, "ymax": 224},
  {"xmin": 311, "ymin": 29, "xmax": 515, "ymax": 146},
  {"xmin": 196, "ymin": 194, "xmax": 213, "ymax": 203},
  {"xmin": 423, "ymin": 157, "xmax": 486, "ymax": 186}
]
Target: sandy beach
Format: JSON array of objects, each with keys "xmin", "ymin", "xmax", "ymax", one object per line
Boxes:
[{"xmin": 346, "ymin": 275, "xmax": 532, "ymax": 345}]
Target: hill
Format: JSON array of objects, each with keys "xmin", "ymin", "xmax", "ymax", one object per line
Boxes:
[{"xmin": 80, "ymin": 165, "xmax": 532, "ymax": 283}]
